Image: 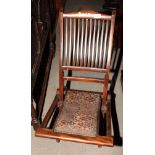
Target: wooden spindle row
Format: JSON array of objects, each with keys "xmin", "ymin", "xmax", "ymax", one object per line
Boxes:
[{"xmin": 62, "ymin": 18, "xmax": 111, "ymax": 69}]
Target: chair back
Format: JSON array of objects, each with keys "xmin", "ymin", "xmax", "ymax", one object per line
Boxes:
[{"xmin": 59, "ymin": 10, "xmax": 116, "ymax": 100}]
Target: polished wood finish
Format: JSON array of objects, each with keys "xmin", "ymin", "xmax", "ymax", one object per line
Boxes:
[
  {"xmin": 87, "ymin": 18, "xmax": 92, "ymax": 67},
  {"xmin": 63, "ymin": 11, "xmax": 111, "ymax": 19},
  {"xmin": 83, "ymin": 19, "xmax": 88, "ymax": 66},
  {"xmin": 36, "ymin": 90, "xmax": 114, "ymax": 146},
  {"xmin": 41, "ymin": 95, "xmax": 59, "ymax": 128},
  {"xmin": 59, "ymin": 11, "xmax": 64, "ymax": 100},
  {"xmin": 102, "ymin": 11, "xmax": 116, "ymax": 101},
  {"xmin": 59, "ymin": 10, "xmax": 116, "ymax": 101},
  {"xmin": 106, "ymin": 95, "xmax": 112, "ymax": 136},
  {"xmin": 37, "ymin": 36, "xmax": 55, "ymax": 121},
  {"xmin": 31, "ymin": 101, "xmax": 40, "ymax": 129},
  {"xmin": 76, "ymin": 19, "xmax": 80, "ymax": 66},
  {"xmin": 35, "ymin": 10, "xmax": 116, "ymax": 147},
  {"xmin": 58, "ymin": 10, "xmax": 115, "ymax": 145},
  {"xmin": 31, "ymin": 0, "xmax": 57, "ymax": 129},
  {"xmin": 64, "ymin": 76, "xmax": 104, "ymax": 84},
  {"xmin": 36, "ymin": 128, "xmax": 113, "ymax": 146},
  {"xmin": 102, "ymin": 0, "xmax": 123, "ymax": 94},
  {"xmin": 98, "ymin": 19, "xmax": 104, "ymax": 68},
  {"xmin": 62, "ymin": 66, "xmax": 106, "ymax": 72}
]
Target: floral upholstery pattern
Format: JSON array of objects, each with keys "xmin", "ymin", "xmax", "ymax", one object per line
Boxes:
[{"xmin": 53, "ymin": 90, "xmax": 101, "ymax": 137}]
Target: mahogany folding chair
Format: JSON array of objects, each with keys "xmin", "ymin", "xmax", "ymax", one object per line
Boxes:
[{"xmin": 35, "ymin": 10, "xmax": 116, "ymax": 147}]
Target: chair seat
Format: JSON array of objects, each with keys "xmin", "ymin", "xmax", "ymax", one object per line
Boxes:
[{"xmin": 53, "ymin": 90, "xmax": 101, "ymax": 137}]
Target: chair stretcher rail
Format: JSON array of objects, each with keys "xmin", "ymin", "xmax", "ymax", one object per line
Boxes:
[
  {"xmin": 35, "ymin": 128, "xmax": 113, "ymax": 146},
  {"xmin": 63, "ymin": 76, "xmax": 105, "ymax": 83}
]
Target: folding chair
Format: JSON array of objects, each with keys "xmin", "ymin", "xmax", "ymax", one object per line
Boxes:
[{"xmin": 36, "ymin": 10, "xmax": 116, "ymax": 147}]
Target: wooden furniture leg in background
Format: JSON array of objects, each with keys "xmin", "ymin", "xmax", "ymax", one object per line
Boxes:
[{"xmin": 31, "ymin": 100, "xmax": 40, "ymax": 130}]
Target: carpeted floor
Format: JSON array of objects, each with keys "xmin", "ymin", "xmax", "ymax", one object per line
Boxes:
[{"xmin": 31, "ymin": 0, "xmax": 123, "ymax": 154}]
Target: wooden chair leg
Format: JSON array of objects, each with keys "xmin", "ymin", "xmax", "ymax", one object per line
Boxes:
[
  {"xmin": 31, "ymin": 102, "xmax": 40, "ymax": 130},
  {"xmin": 37, "ymin": 35, "xmax": 54, "ymax": 122},
  {"xmin": 66, "ymin": 70, "xmax": 72, "ymax": 90},
  {"xmin": 59, "ymin": 70, "xmax": 64, "ymax": 100},
  {"xmin": 56, "ymin": 139, "xmax": 60, "ymax": 143}
]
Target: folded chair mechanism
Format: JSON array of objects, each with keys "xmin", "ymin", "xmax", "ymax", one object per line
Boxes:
[{"xmin": 36, "ymin": 10, "xmax": 116, "ymax": 147}]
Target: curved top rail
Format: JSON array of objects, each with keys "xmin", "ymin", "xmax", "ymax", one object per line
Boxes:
[{"xmin": 62, "ymin": 10, "xmax": 116, "ymax": 19}]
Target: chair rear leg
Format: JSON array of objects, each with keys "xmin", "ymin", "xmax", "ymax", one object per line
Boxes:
[
  {"xmin": 59, "ymin": 70, "xmax": 64, "ymax": 100},
  {"xmin": 65, "ymin": 70, "xmax": 72, "ymax": 90}
]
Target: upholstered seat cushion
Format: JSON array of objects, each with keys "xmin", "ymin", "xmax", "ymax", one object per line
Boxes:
[{"xmin": 53, "ymin": 90, "xmax": 101, "ymax": 137}]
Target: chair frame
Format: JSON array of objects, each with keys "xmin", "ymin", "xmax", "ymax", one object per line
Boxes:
[
  {"xmin": 35, "ymin": 10, "xmax": 116, "ymax": 147},
  {"xmin": 59, "ymin": 11, "xmax": 116, "ymax": 102}
]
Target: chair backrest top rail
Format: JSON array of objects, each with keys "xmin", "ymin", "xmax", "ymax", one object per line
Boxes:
[
  {"xmin": 63, "ymin": 11, "xmax": 112, "ymax": 20},
  {"xmin": 63, "ymin": 13, "xmax": 111, "ymax": 20}
]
